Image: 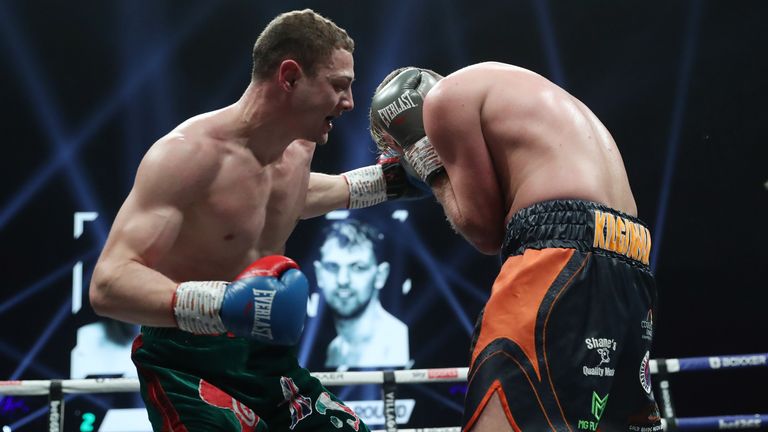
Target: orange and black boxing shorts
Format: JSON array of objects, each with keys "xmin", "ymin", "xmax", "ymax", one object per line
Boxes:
[{"xmin": 463, "ymin": 200, "xmax": 662, "ymax": 432}]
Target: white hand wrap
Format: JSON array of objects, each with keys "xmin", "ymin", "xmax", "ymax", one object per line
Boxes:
[
  {"xmin": 403, "ymin": 136, "xmax": 444, "ymax": 183},
  {"xmin": 343, "ymin": 165, "xmax": 387, "ymax": 209},
  {"xmin": 174, "ymin": 281, "xmax": 228, "ymax": 334}
]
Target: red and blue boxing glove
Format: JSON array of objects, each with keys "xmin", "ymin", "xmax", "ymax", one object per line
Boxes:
[{"xmin": 173, "ymin": 255, "xmax": 309, "ymax": 345}]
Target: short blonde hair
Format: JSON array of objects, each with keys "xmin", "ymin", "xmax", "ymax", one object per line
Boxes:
[{"xmin": 252, "ymin": 9, "xmax": 354, "ymax": 80}]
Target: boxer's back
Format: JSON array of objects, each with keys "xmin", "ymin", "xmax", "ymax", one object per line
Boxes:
[
  {"xmin": 426, "ymin": 62, "xmax": 636, "ymax": 226},
  {"xmin": 423, "ymin": 65, "xmax": 660, "ymax": 431}
]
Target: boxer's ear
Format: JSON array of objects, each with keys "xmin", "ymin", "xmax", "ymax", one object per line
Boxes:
[
  {"xmin": 376, "ymin": 262, "xmax": 390, "ymax": 287},
  {"xmin": 278, "ymin": 60, "xmax": 302, "ymax": 91}
]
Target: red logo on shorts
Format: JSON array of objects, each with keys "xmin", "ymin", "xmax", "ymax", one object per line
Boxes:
[{"xmin": 199, "ymin": 379, "xmax": 260, "ymax": 431}]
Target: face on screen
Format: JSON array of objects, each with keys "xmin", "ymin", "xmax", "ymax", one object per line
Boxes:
[{"xmin": 315, "ymin": 238, "xmax": 386, "ymax": 318}]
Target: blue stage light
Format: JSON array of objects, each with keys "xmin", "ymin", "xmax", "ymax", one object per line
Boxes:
[
  {"xmin": 298, "ymin": 292, "xmax": 327, "ymax": 367},
  {"xmin": 0, "ymin": 1, "xmax": 219, "ymax": 239},
  {"xmin": 0, "ymin": 260, "xmax": 75, "ymax": 317},
  {"xmin": 531, "ymin": 0, "xmax": 567, "ymax": 88},
  {"xmin": 651, "ymin": 0, "xmax": 702, "ymax": 272},
  {"xmin": 8, "ymin": 301, "xmax": 71, "ymax": 381},
  {"xmin": 0, "ymin": 2, "xmax": 109, "ymax": 244},
  {"xmin": 398, "ymin": 223, "xmax": 475, "ymax": 335}
]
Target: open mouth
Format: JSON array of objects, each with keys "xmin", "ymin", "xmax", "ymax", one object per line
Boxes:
[{"xmin": 325, "ymin": 116, "xmax": 335, "ymax": 130}]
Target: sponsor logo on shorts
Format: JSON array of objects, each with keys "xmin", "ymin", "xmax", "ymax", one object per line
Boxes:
[
  {"xmin": 585, "ymin": 337, "xmax": 618, "ymax": 351},
  {"xmin": 709, "ymin": 354, "xmax": 767, "ymax": 369},
  {"xmin": 593, "ymin": 210, "xmax": 651, "ymax": 265},
  {"xmin": 199, "ymin": 379, "xmax": 260, "ymax": 432},
  {"xmin": 280, "ymin": 376, "xmax": 313, "ymax": 430},
  {"xmin": 583, "ymin": 338, "xmax": 617, "ymax": 378},
  {"xmin": 315, "ymin": 392, "xmax": 361, "ymax": 431},
  {"xmin": 376, "ymin": 92, "xmax": 419, "ymax": 128},
  {"xmin": 641, "ymin": 310, "xmax": 653, "ymax": 341},
  {"xmin": 577, "ymin": 391, "xmax": 609, "ymax": 431},
  {"xmin": 591, "ymin": 392, "xmax": 609, "ymax": 421},
  {"xmin": 627, "ymin": 395, "xmax": 662, "ymax": 430},
  {"xmin": 583, "ymin": 364, "xmax": 615, "ymax": 378},
  {"xmin": 628, "ymin": 425, "xmax": 664, "ymax": 431},
  {"xmin": 639, "ymin": 351, "xmax": 652, "ymax": 394}
]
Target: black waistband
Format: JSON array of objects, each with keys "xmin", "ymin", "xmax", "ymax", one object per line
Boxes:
[{"xmin": 502, "ymin": 200, "xmax": 652, "ymax": 268}]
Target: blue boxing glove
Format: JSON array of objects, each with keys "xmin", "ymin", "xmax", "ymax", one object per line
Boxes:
[{"xmin": 174, "ymin": 255, "xmax": 309, "ymax": 345}]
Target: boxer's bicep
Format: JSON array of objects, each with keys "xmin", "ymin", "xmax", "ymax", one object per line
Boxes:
[
  {"xmin": 90, "ymin": 179, "xmax": 185, "ymax": 324},
  {"xmin": 107, "ymin": 138, "xmax": 205, "ymax": 267},
  {"xmin": 105, "ymin": 191, "xmax": 183, "ymax": 269},
  {"xmin": 90, "ymin": 138, "xmax": 213, "ymax": 324}
]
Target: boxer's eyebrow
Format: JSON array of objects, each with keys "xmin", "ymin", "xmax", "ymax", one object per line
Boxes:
[{"xmin": 330, "ymin": 74, "xmax": 354, "ymax": 85}]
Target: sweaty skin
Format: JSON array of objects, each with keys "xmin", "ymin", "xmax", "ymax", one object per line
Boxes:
[
  {"xmin": 423, "ymin": 62, "xmax": 636, "ymax": 255},
  {"xmin": 90, "ymin": 48, "xmax": 355, "ymax": 327},
  {"xmin": 418, "ymin": 62, "xmax": 643, "ymax": 432}
]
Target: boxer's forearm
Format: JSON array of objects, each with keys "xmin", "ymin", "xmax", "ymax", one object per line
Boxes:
[
  {"xmin": 430, "ymin": 174, "xmax": 502, "ymax": 255},
  {"xmin": 302, "ymin": 172, "xmax": 350, "ymax": 219},
  {"xmin": 90, "ymin": 258, "xmax": 178, "ymax": 327}
]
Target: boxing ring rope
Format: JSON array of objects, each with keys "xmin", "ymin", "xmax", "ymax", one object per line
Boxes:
[{"xmin": 1, "ymin": 353, "xmax": 766, "ymax": 431}]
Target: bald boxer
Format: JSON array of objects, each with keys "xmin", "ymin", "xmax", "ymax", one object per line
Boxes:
[
  {"xmin": 370, "ymin": 63, "xmax": 662, "ymax": 431},
  {"xmin": 89, "ymin": 10, "xmax": 423, "ymax": 432}
]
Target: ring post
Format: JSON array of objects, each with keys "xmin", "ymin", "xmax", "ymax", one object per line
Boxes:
[
  {"xmin": 382, "ymin": 370, "xmax": 398, "ymax": 432},
  {"xmin": 655, "ymin": 358, "xmax": 678, "ymax": 431},
  {"xmin": 47, "ymin": 379, "xmax": 64, "ymax": 432}
]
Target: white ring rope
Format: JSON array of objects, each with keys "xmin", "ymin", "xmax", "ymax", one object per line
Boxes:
[
  {"xmin": 0, "ymin": 367, "xmax": 468, "ymax": 396},
  {"xmin": 1, "ymin": 354, "xmax": 766, "ymax": 431},
  {"xmin": 3, "ymin": 351, "xmax": 767, "ymax": 396}
]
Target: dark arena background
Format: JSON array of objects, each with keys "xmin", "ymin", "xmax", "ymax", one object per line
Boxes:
[{"xmin": 1, "ymin": 1, "xmax": 767, "ymax": 430}]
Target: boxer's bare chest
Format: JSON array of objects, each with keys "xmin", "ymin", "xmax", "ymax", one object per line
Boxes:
[{"xmin": 161, "ymin": 144, "xmax": 312, "ymax": 280}]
